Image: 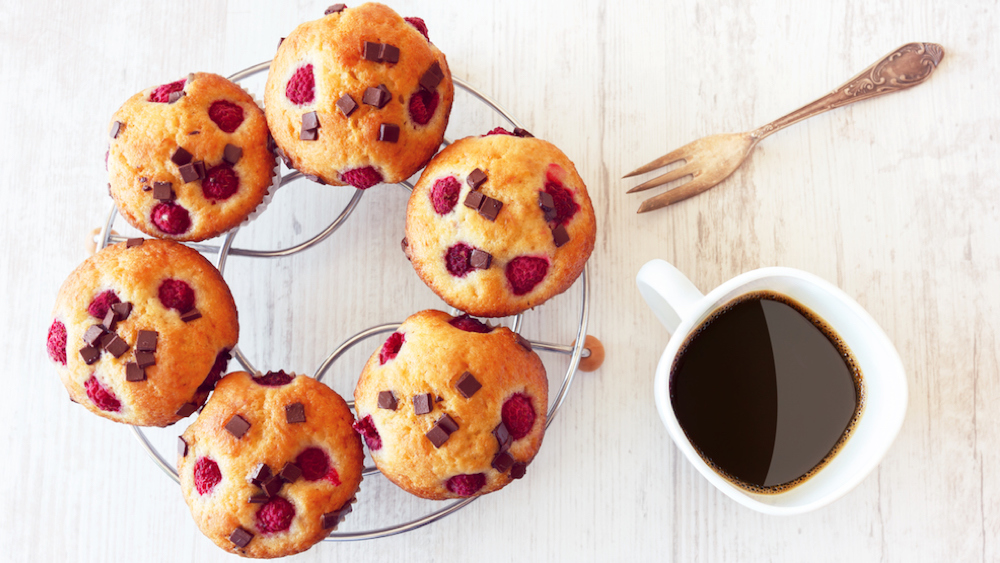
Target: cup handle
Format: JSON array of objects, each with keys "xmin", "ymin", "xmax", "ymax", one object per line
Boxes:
[{"xmin": 636, "ymin": 259, "xmax": 705, "ymax": 334}]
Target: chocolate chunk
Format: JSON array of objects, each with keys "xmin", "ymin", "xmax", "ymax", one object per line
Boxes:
[
  {"xmin": 125, "ymin": 362, "xmax": 145, "ymax": 382},
  {"xmin": 110, "ymin": 121, "xmax": 122, "ymax": 139},
  {"xmin": 225, "ymin": 414, "xmax": 250, "ymax": 439},
  {"xmin": 83, "ymin": 325, "xmax": 106, "ymax": 347},
  {"xmin": 141, "ymin": 184, "xmax": 151, "ymax": 192},
  {"xmin": 176, "ymin": 402, "xmax": 198, "ymax": 417},
  {"xmin": 104, "ymin": 334, "xmax": 129, "ymax": 358},
  {"xmin": 378, "ymin": 123, "xmax": 399, "ymax": 143},
  {"xmin": 178, "ymin": 161, "xmax": 204, "ymax": 183},
  {"xmin": 285, "ymin": 402, "xmax": 306, "ymax": 424},
  {"xmin": 425, "ymin": 424, "xmax": 450, "ymax": 448},
  {"xmin": 152, "ymin": 182, "xmax": 175, "ymax": 201},
  {"xmin": 513, "ymin": 127, "xmax": 534, "ymax": 138},
  {"xmin": 102, "ymin": 309, "xmax": 117, "ymax": 331},
  {"xmin": 470, "ymin": 249, "xmax": 492, "ymax": 269},
  {"xmin": 464, "ymin": 190, "xmax": 485, "ymax": 210},
  {"xmin": 413, "ymin": 393, "xmax": 433, "ymax": 415},
  {"xmin": 300, "ymin": 127, "xmax": 318, "ymax": 141},
  {"xmin": 188, "ymin": 130, "xmax": 200, "ymax": 135},
  {"xmin": 111, "ymin": 301, "xmax": 132, "ymax": 320},
  {"xmin": 363, "ymin": 41, "xmax": 382, "ymax": 61},
  {"xmin": 455, "ymin": 371, "xmax": 482, "ymax": 398},
  {"xmin": 510, "ymin": 462, "xmax": 527, "ymax": 479},
  {"xmin": 336, "ymin": 93, "xmax": 358, "ymax": 117},
  {"xmin": 321, "ymin": 501, "xmax": 353, "ymax": 528},
  {"xmin": 437, "ymin": 413, "xmax": 459, "ymax": 434},
  {"xmin": 180, "ymin": 309, "xmax": 202, "ymax": 323},
  {"xmin": 303, "ymin": 174, "xmax": 326, "ymax": 185},
  {"xmin": 123, "ymin": 237, "xmax": 142, "ymax": 249},
  {"xmin": 279, "ymin": 462, "xmax": 302, "ymax": 483},
  {"xmin": 98, "ymin": 332, "xmax": 116, "ymax": 350},
  {"xmin": 467, "ymin": 168, "xmax": 487, "ymax": 189},
  {"xmin": 135, "ymin": 350, "xmax": 155, "ymax": 369},
  {"xmin": 261, "ymin": 475, "xmax": 283, "ymax": 497},
  {"xmin": 178, "ymin": 436, "xmax": 188, "ymax": 457},
  {"xmin": 378, "ymin": 390, "xmax": 397, "ymax": 410},
  {"xmin": 79, "ymin": 345, "xmax": 100, "ymax": 365},
  {"xmin": 167, "ymin": 90, "xmax": 185, "ymax": 104},
  {"xmin": 552, "ymin": 224, "xmax": 570, "ymax": 247},
  {"xmin": 380, "ymin": 43, "xmax": 400, "ymax": 64},
  {"xmin": 493, "ymin": 422, "xmax": 512, "ymax": 452},
  {"xmin": 419, "ymin": 62, "xmax": 444, "ymax": 91},
  {"xmin": 248, "ymin": 463, "xmax": 271, "ymax": 486},
  {"xmin": 325, "ymin": 3, "xmax": 346, "ymax": 14},
  {"xmin": 515, "ymin": 334, "xmax": 533, "ymax": 352},
  {"xmin": 492, "ymin": 451, "xmax": 514, "ymax": 472},
  {"xmin": 229, "ymin": 527, "xmax": 253, "ymax": 548},
  {"xmin": 539, "ymin": 191, "xmax": 555, "ymax": 213},
  {"xmin": 136, "ymin": 330, "xmax": 158, "ymax": 352},
  {"xmin": 478, "ymin": 197, "xmax": 503, "ymax": 221},
  {"xmin": 171, "ymin": 147, "xmax": 193, "ymax": 166},
  {"xmin": 223, "ymin": 144, "xmax": 243, "ymax": 165},
  {"xmin": 362, "ymin": 85, "xmax": 391, "ymax": 109},
  {"xmin": 248, "ymin": 494, "xmax": 269, "ymax": 504},
  {"xmin": 302, "ymin": 111, "xmax": 319, "ymax": 131}
]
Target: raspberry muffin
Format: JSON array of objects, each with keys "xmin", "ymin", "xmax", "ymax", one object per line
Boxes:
[
  {"xmin": 107, "ymin": 72, "xmax": 276, "ymax": 241},
  {"xmin": 46, "ymin": 239, "xmax": 238, "ymax": 426},
  {"xmin": 179, "ymin": 370, "xmax": 363, "ymax": 558},
  {"xmin": 353, "ymin": 309, "xmax": 547, "ymax": 500},
  {"xmin": 404, "ymin": 128, "xmax": 596, "ymax": 317},
  {"xmin": 264, "ymin": 2, "xmax": 453, "ymax": 189}
]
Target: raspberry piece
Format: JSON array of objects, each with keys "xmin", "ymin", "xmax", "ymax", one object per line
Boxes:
[
  {"xmin": 87, "ymin": 290, "xmax": 121, "ymax": 319},
  {"xmin": 194, "ymin": 457, "xmax": 222, "ymax": 495},
  {"xmin": 352, "ymin": 415, "xmax": 382, "ymax": 450},
  {"xmin": 405, "ymin": 17, "xmax": 429, "ymax": 40},
  {"xmin": 446, "ymin": 473, "xmax": 486, "ymax": 497},
  {"xmin": 445, "ymin": 243, "xmax": 474, "ymax": 277},
  {"xmin": 85, "ymin": 375, "xmax": 121, "ymax": 412},
  {"xmin": 340, "ymin": 166, "xmax": 383, "ymax": 189},
  {"xmin": 151, "ymin": 202, "xmax": 191, "ymax": 235},
  {"xmin": 486, "ymin": 127, "xmax": 514, "ymax": 136},
  {"xmin": 408, "ymin": 89, "xmax": 439, "ymax": 126},
  {"xmin": 47, "ymin": 320, "xmax": 67, "ymax": 365},
  {"xmin": 202, "ymin": 164, "xmax": 240, "ymax": 200},
  {"xmin": 544, "ymin": 181, "xmax": 580, "ymax": 226},
  {"xmin": 429, "ymin": 176, "xmax": 459, "ymax": 214},
  {"xmin": 254, "ymin": 370, "xmax": 295, "ymax": 386},
  {"xmin": 150, "ymin": 79, "xmax": 186, "ymax": 103},
  {"xmin": 208, "ymin": 100, "xmax": 244, "ymax": 133},
  {"xmin": 286, "ymin": 64, "xmax": 315, "ymax": 105},
  {"xmin": 379, "ymin": 332, "xmax": 405, "ymax": 365},
  {"xmin": 502, "ymin": 393, "xmax": 536, "ymax": 439},
  {"xmin": 505, "ymin": 256, "xmax": 549, "ymax": 295},
  {"xmin": 198, "ymin": 349, "xmax": 231, "ymax": 392},
  {"xmin": 296, "ymin": 447, "xmax": 336, "ymax": 482},
  {"xmin": 158, "ymin": 279, "xmax": 195, "ymax": 313},
  {"xmin": 448, "ymin": 314, "xmax": 493, "ymax": 334},
  {"xmin": 256, "ymin": 496, "xmax": 295, "ymax": 534}
]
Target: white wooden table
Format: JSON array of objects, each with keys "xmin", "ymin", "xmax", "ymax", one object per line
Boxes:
[{"xmin": 4, "ymin": 1, "xmax": 998, "ymax": 561}]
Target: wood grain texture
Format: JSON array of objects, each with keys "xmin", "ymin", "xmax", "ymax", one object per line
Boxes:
[{"xmin": 3, "ymin": 0, "xmax": 999, "ymax": 561}]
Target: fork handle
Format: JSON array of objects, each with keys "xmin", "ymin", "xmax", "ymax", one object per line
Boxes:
[{"xmin": 750, "ymin": 42, "xmax": 944, "ymax": 141}]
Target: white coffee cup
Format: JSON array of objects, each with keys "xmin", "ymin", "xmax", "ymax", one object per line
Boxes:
[{"xmin": 637, "ymin": 259, "xmax": 907, "ymax": 515}]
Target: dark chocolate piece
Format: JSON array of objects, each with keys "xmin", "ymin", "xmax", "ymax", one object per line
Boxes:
[
  {"xmin": 455, "ymin": 371, "xmax": 482, "ymax": 398},
  {"xmin": 419, "ymin": 62, "xmax": 444, "ymax": 91},
  {"xmin": 98, "ymin": 331, "xmax": 116, "ymax": 350},
  {"xmin": 171, "ymin": 147, "xmax": 193, "ymax": 166},
  {"xmin": 167, "ymin": 90, "xmax": 185, "ymax": 104},
  {"xmin": 261, "ymin": 475, "xmax": 283, "ymax": 497},
  {"xmin": 492, "ymin": 451, "xmax": 514, "ymax": 472},
  {"xmin": 437, "ymin": 413, "xmax": 459, "ymax": 435},
  {"xmin": 300, "ymin": 127, "xmax": 318, "ymax": 141},
  {"xmin": 515, "ymin": 334, "xmax": 533, "ymax": 352},
  {"xmin": 229, "ymin": 527, "xmax": 253, "ymax": 549},
  {"xmin": 111, "ymin": 301, "xmax": 133, "ymax": 320},
  {"xmin": 302, "ymin": 111, "xmax": 319, "ymax": 131},
  {"xmin": 188, "ymin": 130, "xmax": 200, "ymax": 135},
  {"xmin": 110, "ymin": 121, "xmax": 122, "ymax": 139},
  {"xmin": 279, "ymin": 462, "xmax": 302, "ymax": 483},
  {"xmin": 248, "ymin": 494, "xmax": 269, "ymax": 504},
  {"xmin": 539, "ymin": 191, "xmax": 555, "ymax": 214},
  {"xmin": 426, "ymin": 414, "xmax": 459, "ymax": 448},
  {"xmin": 552, "ymin": 224, "xmax": 570, "ymax": 247},
  {"xmin": 136, "ymin": 330, "xmax": 158, "ymax": 352},
  {"xmin": 178, "ymin": 436, "xmax": 188, "ymax": 457},
  {"xmin": 303, "ymin": 174, "xmax": 326, "ymax": 185},
  {"xmin": 193, "ymin": 161, "xmax": 206, "ymax": 180},
  {"xmin": 152, "ymin": 182, "xmax": 175, "ymax": 201},
  {"xmin": 125, "ymin": 362, "xmax": 145, "ymax": 382},
  {"xmin": 413, "ymin": 393, "xmax": 433, "ymax": 415},
  {"xmin": 79, "ymin": 346, "xmax": 100, "ymax": 365},
  {"xmin": 464, "ymin": 190, "xmax": 485, "ymax": 210},
  {"xmin": 104, "ymin": 334, "xmax": 129, "ymax": 358},
  {"xmin": 493, "ymin": 422, "xmax": 512, "ymax": 452},
  {"xmin": 363, "ymin": 41, "xmax": 382, "ymax": 62},
  {"xmin": 135, "ymin": 350, "xmax": 155, "ymax": 369},
  {"xmin": 83, "ymin": 325, "xmax": 106, "ymax": 347},
  {"xmin": 336, "ymin": 93, "xmax": 358, "ymax": 117},
  {"xmin": 223, "ymin": 144, "xmax": 243, "ymax": 165},
  {"xmin": 180, "ymin": 309, "xmax": 202, "ymax": 323},
  {"xmin": 470, "ymin": 249, "xmax": 492, "ymax": 270},
  {"xmin": 325, "ymin": 3, "xmax": 346, "ymax": 14},
  {"xmin": 225, "ymin": 414, "xmax": 251, "ymax": 439},
  {"xmin": 467, "ymin": 168, "xmax": 487, "ymax": 189},
  {"xmin": 380, "ymin": 43, "xmax": 400, "ymax": 64},
  {"xmin": 478, "ymin": 197, "xmax": 503, "ymax": 221},
  {"xmin": 248, "ymin": 463, "xmax": 271, "ymax": 486},
  {"xmin": 178, "ymin": 161, "xmax": 204, "ymax": 183},
  {"xmin": 362, "ymin": 85, "xmax": 391, "ymax": 108},
  {"xmin": 142, "ymin": 184, "xmax": 151, "ymax": 192},
  {"xmin": 321, "ymin": 501, "xmax": 353, "ymax": 529},
  {"xmin": 176, "ymin": 402, "xmax": 198, "ymax": 417},
  {"xmin": 377, "ymin": 390, "xmax": 398, "ymax": 410},
  {"xmin": 513, "ymin": 127, "xmax": 534, "ymax": 138},
  {"xmin": 285, "ymin": 402, "xmax": 306, "ymax": 424},
  {"xmin": 510, "ymin": 462, "xmax": 527, "ymax": 479},
  {"xmin": 378, "ymin": 123, "xmax": 399, "ymax": 143},
  {"xmin": 102, "ymin": 309, "xmax": 117, "ymax": 331}
]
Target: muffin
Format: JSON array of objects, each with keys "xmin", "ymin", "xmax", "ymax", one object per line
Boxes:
[
  {"xmin": 179, "ymin": 370, "xmax": 364, "ymax": 558},
  {"xmin": 45, "ymin": 238, "xmax": 238, "ymax": 426},
  {"xmin": 264, "ymin": 2, "xmax": 453, "ymax": 189},
  {"xmin": 107, "ymin": 72, "xmax": 277, "ymax": 241},
  {"xmin": 404, "ymin": 128, "xmax": 597, "ymax": 317},
  {"xmin": 353, "ymin": 309, "xmax": 547, "ymax": 500}
]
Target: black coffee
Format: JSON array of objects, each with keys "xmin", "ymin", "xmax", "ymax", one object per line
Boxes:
[{"xmin": 670, "ymin": 291, "xmax": 863, "ymax": 493}]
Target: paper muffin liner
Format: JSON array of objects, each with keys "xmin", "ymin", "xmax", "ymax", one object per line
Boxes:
[{"xmin": 236, "ymin": 83, "xmax": 283, "ymax": 230}]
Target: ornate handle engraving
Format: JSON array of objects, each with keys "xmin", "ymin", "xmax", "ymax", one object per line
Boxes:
[{"xmin": 751, "ymin": 42, "xmax": 944, "ymax": 140}]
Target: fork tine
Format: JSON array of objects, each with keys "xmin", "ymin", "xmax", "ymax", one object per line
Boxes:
[
  {"xmin": 626, "ymin": 161, "xmax": 699, "ymax": 193},
  {"xmin": 621, "ymin": 143, "xmax": 691, "ymax": 178},
  {"xmin": 636, "ymin": 175, "xmax": 718, "ymax": 213}
]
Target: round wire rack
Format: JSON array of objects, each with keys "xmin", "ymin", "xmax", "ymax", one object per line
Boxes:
[{"xmin": 98, "ymin": 62, "xmax": 594, "ymax": 541}]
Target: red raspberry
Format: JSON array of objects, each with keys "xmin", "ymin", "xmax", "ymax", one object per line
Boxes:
[
  {"xmin": 47, "ymin": 319, "xmax": 67, "ymax": 365},
  {"xmin": 295, "ymin": 447, "xmax": 340, "ymax": 483},
  {"xmin": 208, "ymin": 100, "xmax": 244, "ymax": 133},
  {"xmin": 340, "ymin": 166, "xmax": 383, "ymax": 189},
  {"xmin": 505, "ymin": 256, "xmax": 549, "ymax": 295},
  {"xmin": 352, "ymin": 415, "xmax": 382, "ymax": 450},
  {"xmin": 405, "ymin": 17, "xmax": 429, "ymax": 40},
  {"xmin": 446, "ymin": 473, "xmax": 485, "ymax": 497},
  {"xmin": 485, "ymin": 127, "xmax": 514, "ymax": 136},
  {"xmin": 286, "ymin": 64, "xmax": 315, "ymax": 105},
  {"xmin": 256, "ymin": 496, "xmax": 295, "ymax": 534},
  {"xmin": 429, "ymin": 176, "xmax": 460, "ymax": 214},
  {"xmin": 158, "ymin": 279, "xmax": 195, "ymax": 313},
  {"xmin": 502, "ymin": 393, "xmax": 536, "ymax": 439},
  {"xmin": 87, "ymin": 290, "xmax": 120, "ymax": 319},
  {"xmin": 85, "ymin": 375, "xmax": 121, "ymax": 412},
  {"xmin": 544, "ymin": 181, "xmax": 580, "ymax": 226},
  {"xmin": 445, "ymin": 243, "xmax": 473, "ymax": 277},
  {"xmin": 379, "ymin": 332, "xmax": 405, "ymax": 365},
  {"xmin": 254, "ymin": 370, "xmax": 295, "ymax": 386},
  {"xmin": 202, "ymin": 164, "xmax": 240, "ymax": 200},
  {"xmin": 194, "ymin": 456, "xmax": 222, "ymax": 495},
  {"xmin": 198, "ymin": 349, "xmax": 231, "ymax": 392},
  {"xmin": 150, "ymin": 79, "xmax": 186, "ymax": 103},
  {"xmin": 448, "ymin": 314, "xmax": 493, "ymax": 334},
  {"xmin": 151, "ymin": 202, "xmax": 191, "ymax": 235},
  {"xmin": 408, "ymin": 89, "xmax": 439, "ymax": 126}
]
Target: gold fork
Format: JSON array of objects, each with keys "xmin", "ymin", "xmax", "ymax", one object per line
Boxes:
[{"xmin": 624, "ymin": 42, "xmax": 944, "ymax": 213}]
